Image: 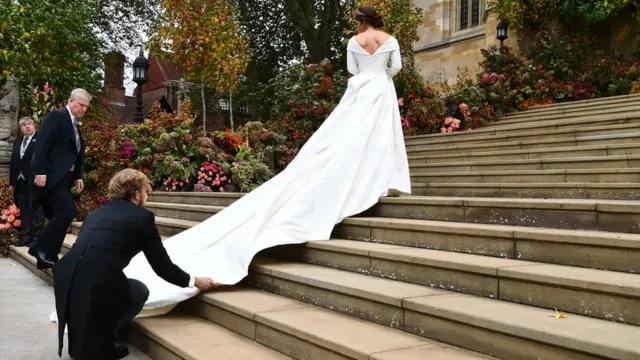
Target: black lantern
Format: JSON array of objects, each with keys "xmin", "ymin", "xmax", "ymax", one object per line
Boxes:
[
  {"xmin": 132, "ymin": 46, "xmax": 149, "ymax": 122},
  {"xmin": 497, "ymin": 20, "xmax": 509, "ymax": 48}
]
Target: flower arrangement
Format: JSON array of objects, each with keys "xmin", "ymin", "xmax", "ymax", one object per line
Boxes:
[
  {"xmin": 0, "ymin": 204, "xmax": 21, "ymax": 257},
  {"xmin": 194, "ymin": 161, "xmax": 232, "ymax": 192},
  {"xmin": 0, "ymin": 204, "xmax": 21, "ymax": 230},
  {"xmin": 441, "ymin": 117, "xmax": 461, "ymax": 133}
]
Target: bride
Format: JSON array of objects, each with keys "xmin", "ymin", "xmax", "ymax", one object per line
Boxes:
[{"xmin": 63, "ymin": 5, "xmax": 411, "ymax": 320}]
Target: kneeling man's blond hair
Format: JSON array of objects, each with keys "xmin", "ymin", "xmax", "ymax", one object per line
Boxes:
[{"xmin": 108, "ymin": 169, "xmax": 151, "ymax": 200}]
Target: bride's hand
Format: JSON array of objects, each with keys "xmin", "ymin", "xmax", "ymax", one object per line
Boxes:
[{"xmin": 194, "ymin": 277, "xmax": 217, "ymax": 290}]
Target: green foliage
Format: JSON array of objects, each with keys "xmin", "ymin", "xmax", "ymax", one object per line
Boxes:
[
  {"xmin": 490, "ymin": 0, "xmax": 638, "ymax": 30},
  {"xmin": 222, "ymin": 144, "xmax": 273, "ymax": 192},
  {"xmin": 257, "ymin": 59, "xmax": 348, "ymax": 148},
  {"xmin": 0, "ymin": 0, "xmax": 102, "ymax": 101}
]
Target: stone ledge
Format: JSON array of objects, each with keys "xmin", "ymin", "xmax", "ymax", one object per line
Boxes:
[{"xmin": 414, "ymin": 27, "xmax": 486, "ymax": 54}]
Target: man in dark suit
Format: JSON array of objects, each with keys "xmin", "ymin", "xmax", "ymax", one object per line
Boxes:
[
  {"xmin": 9, "ymin": 116, "xmax": 42, "ymax": 246},
  {"xmin": 53, "ymin": 169, "xmax": 216, "ymax": 360},
  {"xmin": 29, "ymin": 88, "xmax": 88, "ymax": 269}
]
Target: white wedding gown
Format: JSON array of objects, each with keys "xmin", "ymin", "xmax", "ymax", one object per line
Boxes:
[{"xmin": 51, "ymin": 36, "xmax": 411, "ymax": 324}]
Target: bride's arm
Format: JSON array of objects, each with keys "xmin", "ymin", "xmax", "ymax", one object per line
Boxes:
[
  {"xmin": 347, "ymin": 50, "xmax": 359, "ymax": 75},
  {"xmin": 387, "ymin": 48, "xmax": 402, "ymax": 78}
]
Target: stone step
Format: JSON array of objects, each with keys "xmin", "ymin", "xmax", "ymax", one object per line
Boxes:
[
  {"xmin": 406, "ymin": 106, "xmax": 640, "ymax": 145},
  {"xmin": 7, "ymin": 246, "xmax": 290, "ymax": 360},
  {"xmin": 409, "ymin": 154, "xmax": 640, "ymax": 173},
  {"xmin": 146, "ymin": 202, "xmax": 224, "ymax": 222},
  {"xmin": 192, "ymin": 288, "xmax": 494, "ymax": 360},
  {"xmin": 407, "ymin": 129, "xmax": 640, "ymax": 157},
  {"xmin": 57, "ymin": 229, "xmax": 640, "ymax": 327},
  {"xmin": 500, "ymin": 101, "xmax": 640, "ymax": 122},
  {"xmin": 405, "ymin": 117, "xmax": 640, "ymax": 148},
  {"xmin": 496, "ymin": 104, "xmax": 640, "ymax": 127},
  {"xmin": 148, "ymin": 192, "xmax": 241, "ymax": 206},
  {"xmin": 20, "ymin": 237, "xmax": 495, "ymax": 360},
  {"xmin": 69, "ymin": 210, "xmax": 640, "ymax": 273},
  {"xmin": 266, "ymin": 239, "xmax": 640, "ymax": 325},
  {"xmin": 410, "ymin": 168, "xmax": 640, "ymax": 184},
  {"xmin": 334, "ymin": 216, "xmax": 640, "ymax": 273},
  {"xmin": 54, "ymin": 234, "xmax": 640, "ymax": 358},
  {"xmin": 505, "ymin": 93, "xmax": 640, "ymax": 116},
  {"xmin": 371, "ymin": 196, "xmax": 640, "ymax": 234},
  {"xmin": 245, "ymin": 258, "xmax": 640, "ymax": 360},
  {"xmin": 147, "ymin": 195, "xmax": 640, "ymax": 235},
  {"xmin": 407, "ymin": 143, "xmax": 640, "ymax": 165},
  {"xmin": 412, "ymin": 182, "xmax": 640, "ymax": 200}
]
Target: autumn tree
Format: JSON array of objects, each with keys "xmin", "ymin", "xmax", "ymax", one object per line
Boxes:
[
  {"xmin": 0, "ymin": 0, "xmax": 103, "ymax": 105},
  {"xmin": 149, "ymin": 0, "xmax": 250, "ymax": 133}
]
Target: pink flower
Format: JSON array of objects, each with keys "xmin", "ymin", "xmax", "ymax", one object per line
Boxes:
[
  {"xmin": 440, "ymin": 127, "xmax": 447, "ymax": 133},
  {"xmin": 219, "ymin": 187, "xmax": 225, "ymax": 192},
  {"xmin": 221, "ymin": 176, "xmax": 227, "ymax": 181},
  {"xmin": 397, "ymin": 98, "xmax": 404, "ymax": 106},
  {"xmin": 447, "ymin": 127, "xmax": 453, "ymax": 133}
]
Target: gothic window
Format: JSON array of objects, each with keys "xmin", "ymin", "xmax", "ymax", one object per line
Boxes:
[{"xmin": 460, "ymin": 0, "xmax": 483, "ymax": 30}]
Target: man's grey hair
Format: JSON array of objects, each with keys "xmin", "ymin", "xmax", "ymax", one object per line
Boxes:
[
  {"xmin": 69, "ymin": 88, "xmax": 92, "ymax": 101},
  {"xmin": 18, "ymin": 117, "xmax": 35, "ymax": 127}
]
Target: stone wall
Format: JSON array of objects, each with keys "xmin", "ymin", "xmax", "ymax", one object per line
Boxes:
[{"xmin": 0, "ymin": 77, "xmax": 19, "ymax": 171}]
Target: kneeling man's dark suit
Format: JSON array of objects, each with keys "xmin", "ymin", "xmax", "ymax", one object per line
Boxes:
[{"xmin": 53, "ymin": 198, "xmax": 192, "ymax": 360}]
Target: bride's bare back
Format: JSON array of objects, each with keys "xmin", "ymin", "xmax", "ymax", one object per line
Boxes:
[{"xmin": 354, "ymin": 29, "xmax": 392, "ymax": 56}]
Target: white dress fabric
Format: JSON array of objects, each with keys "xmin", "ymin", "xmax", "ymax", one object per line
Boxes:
[{"xmin": 53, "ymin": 36, "xmax": 412, "ymax": 322}]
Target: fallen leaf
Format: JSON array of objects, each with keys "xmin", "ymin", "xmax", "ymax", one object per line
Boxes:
[{"xmin": 549, "ymin": 308, "xmax": 567, "ymax": 319}]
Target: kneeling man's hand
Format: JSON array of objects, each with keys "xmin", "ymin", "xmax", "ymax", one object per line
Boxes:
[
  {"xmin": 34, "ymin": 175, "xmax": 46, "ymax": 187},
  {"xmin": 194, "ymin": 277, "xmax": 216, "ymax": 290}
]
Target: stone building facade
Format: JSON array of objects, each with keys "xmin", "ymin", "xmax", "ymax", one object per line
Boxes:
[
  {"xmin": 411, "ymin": 0, "xmax": 638, "ymax": 86},
  {"xmin": 412, "ymin": 0, "xmax": 518, "ymax": 85}
]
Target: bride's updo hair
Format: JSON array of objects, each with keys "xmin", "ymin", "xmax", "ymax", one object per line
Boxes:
[{"xmin": 354, "ymin": 6, "xmax": 384, "ymax": 29}]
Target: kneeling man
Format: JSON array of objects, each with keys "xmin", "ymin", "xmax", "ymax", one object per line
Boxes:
[{"xmin": 53, "ymin": 169, "xmax": 216, "ymax": 360}]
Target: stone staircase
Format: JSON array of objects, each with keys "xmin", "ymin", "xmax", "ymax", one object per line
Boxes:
[{"xmin": 10, "ymin": 92, "xmax": 640, "ymax": 359}]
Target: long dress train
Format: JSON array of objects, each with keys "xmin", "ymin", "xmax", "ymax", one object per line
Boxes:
[{"xmin": 53, "ymin": 36, "xmax": 411, "ymax": 322}]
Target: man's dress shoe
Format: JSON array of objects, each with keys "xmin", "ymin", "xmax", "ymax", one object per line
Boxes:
[
  {"xmin": 28, "ymin": 248, "xmax": 54, "ymax": 269},
  {"xmin": 114, "ymin": 346, "xmax": 129, "ymax": 360}
]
